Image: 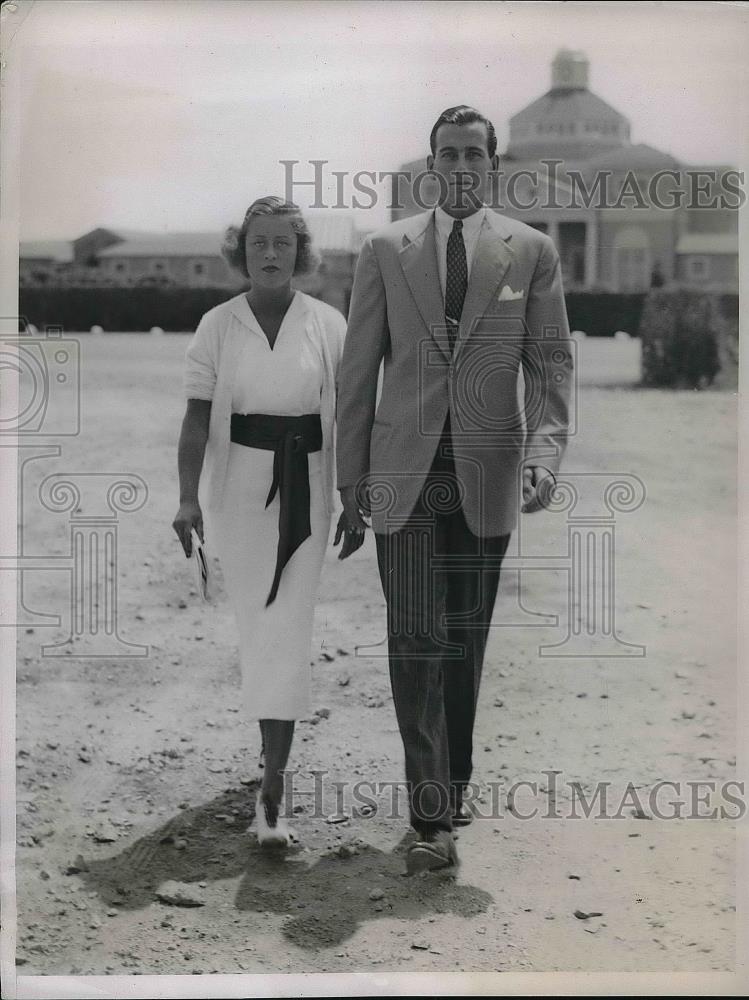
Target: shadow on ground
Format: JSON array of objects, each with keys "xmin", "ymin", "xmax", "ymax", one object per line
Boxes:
[
  {"xmin": 73, "ymin": 784, "xmax": 493, "ymax": 949},
  {"xmin": 74, "ymin": 783, "xmax": 261, "ymax": 908},
  {"xmin": 235, "ymin": 831, "xmax": 491, "ymax": 949}
]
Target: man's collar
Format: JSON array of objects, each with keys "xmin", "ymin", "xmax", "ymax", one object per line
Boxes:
[{"xmin": 434, "ymin": 203, "xmax": 486, "ymax": 238}]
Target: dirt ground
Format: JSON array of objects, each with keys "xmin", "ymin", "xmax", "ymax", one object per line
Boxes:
[{"xmin": 11, "ymin": 333, "xmax": 739, "ymax": 981}]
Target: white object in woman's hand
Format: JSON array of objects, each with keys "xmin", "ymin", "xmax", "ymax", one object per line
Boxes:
[
  {"xmin": 191, "ymin": 528, "xmax": 210, "ymax": 602},
  {"xmin": 172, "ymin": 501, "xmax": 203, "ymax": 557}
]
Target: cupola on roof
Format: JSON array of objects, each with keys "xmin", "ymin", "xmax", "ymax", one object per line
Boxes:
[{"xmin": 507, "ymin": 50, "xmax": 631, "ymax": 160}]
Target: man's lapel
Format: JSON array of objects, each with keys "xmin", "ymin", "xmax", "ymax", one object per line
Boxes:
[
  {"xmin": 454, "ymin": 213, "xmax": 515, "ymax": 360},
  {"xmin": 398, "ymin": 212, "xmax": 452, "ymax": 362}
]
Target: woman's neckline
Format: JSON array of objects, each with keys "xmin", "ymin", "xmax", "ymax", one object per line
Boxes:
[{"xmin": 243, "ymin": 289, "xmax": 300, "ymax": 350}]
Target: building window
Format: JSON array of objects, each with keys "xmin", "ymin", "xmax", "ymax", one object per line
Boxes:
[
  {"xmin": 115, "ymin": 263, "xmax": 125, "ymax": 272},
  {"xmin": 150, "ymin": 260, "xmax": 168, "ymax": 275},
  {"xmin": 193, "ymin": 262, "xmax": 205, "ymax": 275},
  {"xmin": 687, "ymin": 256, "xmax": 710, "ymax": 281}
]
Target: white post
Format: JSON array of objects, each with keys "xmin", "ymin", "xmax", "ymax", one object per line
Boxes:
[{"xmin": 584, "ymin": 215, "xmax": 598, "ymax": 289}]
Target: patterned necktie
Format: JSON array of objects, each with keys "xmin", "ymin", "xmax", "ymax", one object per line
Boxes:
[{"xmin": 444, "ymin": 219, "xmax": 467, "ymax": 352}]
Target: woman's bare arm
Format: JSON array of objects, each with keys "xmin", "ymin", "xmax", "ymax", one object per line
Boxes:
[{"xmin": 172, "ymin": 398, "xmax": 211, "ymax": 556}]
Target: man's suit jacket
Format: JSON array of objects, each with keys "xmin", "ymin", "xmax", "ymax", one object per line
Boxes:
[{"xmin": 336, "ymin": 208, "xmax": 573, "ymax": 537}]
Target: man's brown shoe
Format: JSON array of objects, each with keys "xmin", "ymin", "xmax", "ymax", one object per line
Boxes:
[{"xmin": 406, "ymin": 829, "xmax": 459, "ymax": 874}]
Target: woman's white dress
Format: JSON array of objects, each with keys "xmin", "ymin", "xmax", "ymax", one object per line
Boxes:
[{"xmin": 208, "ymin": 293, "xmax": 331, "ymax": 721}]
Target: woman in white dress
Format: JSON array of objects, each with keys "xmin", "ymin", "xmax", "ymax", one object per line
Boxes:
[{"xmin": 172, "ymin": 197, "xmax": 363, "ymax": 848}]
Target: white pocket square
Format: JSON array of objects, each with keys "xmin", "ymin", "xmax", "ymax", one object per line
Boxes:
[{"xmin": 497, "ymin": 285, "xmax": 525, "ymax": 302}]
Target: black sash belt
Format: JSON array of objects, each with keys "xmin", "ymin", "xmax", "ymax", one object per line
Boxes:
[{"xmin": 230, "ymin": 413, "xmax": 323, "ymax": 607}]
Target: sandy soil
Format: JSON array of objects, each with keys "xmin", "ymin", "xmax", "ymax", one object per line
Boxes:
[{"xmin": 12, "ymin": 333, "xmax": 738, "ymax": 978}]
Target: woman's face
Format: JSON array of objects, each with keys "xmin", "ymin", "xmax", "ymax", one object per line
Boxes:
[{"xmin": 244, "ymin": 215, "xmax": 298, "ymax": 289}]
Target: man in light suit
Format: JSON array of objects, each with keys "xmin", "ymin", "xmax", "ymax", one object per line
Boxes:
[{"xmin": 335, "ymin": 106, "xmax": 573, "ymax": 873}]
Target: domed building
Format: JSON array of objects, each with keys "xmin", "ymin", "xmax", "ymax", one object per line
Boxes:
[
  {"xmin": 392, "ymin": 50, "xmax": 738, "ymax": 295},
  {"xmin": 506, "ymin": 49, "xmax": 630, "ymax": 162}
]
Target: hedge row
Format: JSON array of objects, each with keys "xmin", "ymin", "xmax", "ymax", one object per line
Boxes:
[
  {"xmin": 19, "ymin": 287, "xmax": 647, "ymax": 337},
  {"xmin": 18, "ymin": 287, "xmax": 241, "ymax": 334},
  {"xmin": 565, "ymin": 292, "xmax": 646, "ymax": 338},
  {"xmin": 17, "ymin": 287, "xmax": 737, "ymax": 343}
]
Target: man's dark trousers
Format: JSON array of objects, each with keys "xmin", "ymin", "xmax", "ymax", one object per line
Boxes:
[{"xmin": 374, "ymin": 416, "xmax": 510, "ymax": 835}]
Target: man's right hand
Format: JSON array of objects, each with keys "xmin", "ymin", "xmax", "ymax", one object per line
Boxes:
[
  {"xmin": 334, "ymin": 484, "xmax": 371, "ymax": 560},
  {"xmin": 172, "ymin": 501, "xmax": 203, "ymax": 557},
  {"xmin": 340, "ymin": 484, "xmax": 370, "ymax": 529}
]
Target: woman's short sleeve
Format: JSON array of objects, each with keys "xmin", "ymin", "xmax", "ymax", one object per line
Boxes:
[{"xmin": 183, "ymin": 314, "xmax": 217, "ymax": 401}]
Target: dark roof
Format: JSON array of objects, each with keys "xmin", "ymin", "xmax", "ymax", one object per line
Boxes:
[
  {"xmin": 500, "ymin": 141, "xmax": 681, "ymax": 176},
  {"xmin": 98, "ymin": 233, "xmax": 225, "ymax": 258},
  {"xmin": 72, "ymin": 227, "xmax": 155, "ymax": 246},
  {"xmin": 97, "ymin": 214, "xmax": 363, "ymax": 259},
  {"xmin": 583, "ymin": 143, "xmax": 681, "ymax": 171},
  {"xmin": 503, "ymin": 141, "xmax": 626, "ymax": 163},
  {"xmin": 510, "ymin": 86, "xmax": 628, "ymax": 126}
]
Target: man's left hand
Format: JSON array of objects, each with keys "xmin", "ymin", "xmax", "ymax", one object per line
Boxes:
[{"xmin": 521, "ymin": 466, "xmax": 556, "ymax": 514}]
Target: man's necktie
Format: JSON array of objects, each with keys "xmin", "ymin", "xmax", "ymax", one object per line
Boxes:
[{"xmin": 444, "ymin": 219, "xmax": 467, "ymax": 352}]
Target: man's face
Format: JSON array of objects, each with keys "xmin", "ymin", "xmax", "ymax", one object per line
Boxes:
[{"xmin": 427, "ymin": 121, "xmax": 499, "ymax": 218}]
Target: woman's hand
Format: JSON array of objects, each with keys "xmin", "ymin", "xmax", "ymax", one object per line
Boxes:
[
  {"xmin": 175, "ymin": 399, "xmax": 211, "ymax": 556},
  {"xmin": 172, "ymin": 501, "xmax": 203, "ymax": 557}
]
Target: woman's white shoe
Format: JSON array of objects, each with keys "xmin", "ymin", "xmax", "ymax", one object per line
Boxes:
[{"xmin": 254, "ymin": 792, "xmax": 291, "ymax": 849}]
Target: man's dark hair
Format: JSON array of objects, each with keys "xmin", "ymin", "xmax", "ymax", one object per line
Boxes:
[{"xmin": 429, "ymin": 105, "xmax": 498, "ymax": 158}]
